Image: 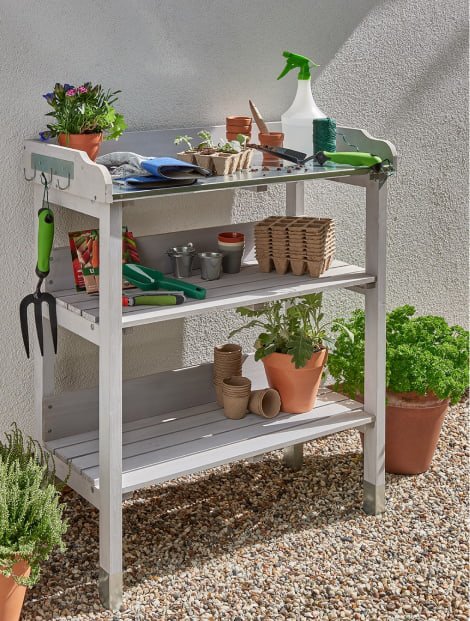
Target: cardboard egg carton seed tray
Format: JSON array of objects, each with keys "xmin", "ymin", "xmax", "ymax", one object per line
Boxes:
[{"xmin": 254, "ymin": 216, "xmax": 336, "ymax": 277}]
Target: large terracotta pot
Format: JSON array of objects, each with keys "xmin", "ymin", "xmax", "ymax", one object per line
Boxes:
[
  {"xmin": 0, "ymin": 560, "xmax": 31, "ymax": 621},
  {"xmin": 357, "ymin": 390, "xmax": 450, "ymax": 474},
  {"xmin": 384, "ymin": 391, "xmax": 449, "ymax": 474},
  {"xmin": 262, "ymin": 348, "xmax": 328, "ymax": 414},
  {"xmin": 58, "ymin": 132, "xmax": 103, "ymax": 161}
]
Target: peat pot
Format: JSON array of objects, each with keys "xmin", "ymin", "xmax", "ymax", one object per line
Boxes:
[{"xmin": 262, "ymin": 348, "xmax": 328, "ymax": 414}]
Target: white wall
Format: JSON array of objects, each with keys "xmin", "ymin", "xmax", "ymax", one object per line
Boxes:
[{"xmin": 0, "ymin": 0, "xmax": 468, "ymax": 435}]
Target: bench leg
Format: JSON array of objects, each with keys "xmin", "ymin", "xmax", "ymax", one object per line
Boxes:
[
  {"xmin": 283, "ymin": 443, "xmax": 304, "ymax": 471},
  {"xmin": 363, "ymin": 179, "xmax": 387, "ymax": 515},
  {"xmin": 98, "ymin": 203, "xmax": 123, "ymax": 609}
]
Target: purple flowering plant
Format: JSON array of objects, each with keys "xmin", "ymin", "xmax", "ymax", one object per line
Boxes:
[{"xmin": 40, "ymin": 82, "xmax": 126, "ymax": 141}]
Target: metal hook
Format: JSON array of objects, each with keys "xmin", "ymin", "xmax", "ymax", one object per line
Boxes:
[
  {"xmin": 56, "ymin": 173, "xmax": 71, "ymax": 190},
  {"xmin": 24, "ymin": 167, "xmax": 37, "ymax": 181}
]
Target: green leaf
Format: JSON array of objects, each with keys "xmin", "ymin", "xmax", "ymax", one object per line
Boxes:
[{"xmin": 287, "ymin": 334, "xmax": 314, "ymax": 368}]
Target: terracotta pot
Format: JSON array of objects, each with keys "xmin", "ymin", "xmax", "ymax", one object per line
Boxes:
[
  {"xmin": 58, "ymin": 132, "xmax": 103, "ymax": 161},
  {"xmin": 226, "ymin": 131, "xmax": 252, "ymax": 142},
  {"xmin": 355, "ymin": 390, "xmax": 450, "ymax": 474},
  {"xmin": 262, "ymin": 349, "xmax": 328, "ymax": 414},
  {"xmin": 385, "ymin": 391, "xmax": 449, "ymax": 474},
  {"xmin": 258, "ymin": 132, "xmax": 284, "ymax": 166},
  {"xmin": 226, "ymin": 116, "xmax": 252, "ymax": 126},
  {"xmin": 218, "ymin": 232, "xmax": 245, "ymax": 244},
  {"xmin": 0, "ymin": 560, "xmax": 31, "ymax": 621}
]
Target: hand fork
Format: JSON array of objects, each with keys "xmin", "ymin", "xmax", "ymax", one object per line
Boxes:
[{"xmin": 19, "ymin": 174, "xmax": 57, "ymax": 357}]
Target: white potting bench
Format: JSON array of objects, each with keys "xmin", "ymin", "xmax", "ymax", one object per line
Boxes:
[{"xmin": 23, "ymin": 123, "xmax": 396, "ymax": 609}]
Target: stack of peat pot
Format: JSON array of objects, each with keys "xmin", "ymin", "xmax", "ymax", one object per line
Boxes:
[{"xmin": 254, "ymin": 216, "xmax": 335, "ymax": 277}]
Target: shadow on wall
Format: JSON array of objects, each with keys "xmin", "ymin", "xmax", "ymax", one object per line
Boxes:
[{"xmin": 1, "ymin": 0, "xmax": 379, "ymax": 130}]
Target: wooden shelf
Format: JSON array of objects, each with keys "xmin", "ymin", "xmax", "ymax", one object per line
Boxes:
[
  {"xmin": 47, "ymin": 386, "xmax": 371, "ymax": 495},
  {"xmin": 50, "ymin": 261, "xmax": 375, "ymax": 338}
]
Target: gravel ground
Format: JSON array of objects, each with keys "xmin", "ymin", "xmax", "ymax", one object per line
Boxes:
[{"xmin": 23, "ymin": 401, "xmax": 468, "ymax": 621}]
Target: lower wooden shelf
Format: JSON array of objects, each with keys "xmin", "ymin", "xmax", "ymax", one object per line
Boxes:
[{"xmin": 47, "ymin": 387, "xmax": 371, "ymax": 497}]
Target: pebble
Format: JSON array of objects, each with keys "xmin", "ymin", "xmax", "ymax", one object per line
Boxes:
[{"xmin": 21, "ymin": 401, "xmax": 468, "ymax": 620}]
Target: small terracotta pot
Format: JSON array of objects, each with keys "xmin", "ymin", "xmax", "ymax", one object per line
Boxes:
[
  {"xmin": 58, "ymin": 132, "xmax": 103, "ymax": 161},
  {"xmin": 226, "ymin": 116, "xmax": 252, "ymax": 126},
  {"xmin": 248, "ymin": 389, "xmax": 281, "ymax": 418},
  {"xmin": 0, "ymin": 560, "xmax": 31, "ymax": 621},
  {"xmin": 262, "ymin": 349, "xmax": 328, "ymax": 414},
  {"xmin": 218, "ymin": 232, "xmax": 245, "ymax": 244},
  {"xmin": 258, "ymin": 132, "xmax": 284, "ymax": 166}
]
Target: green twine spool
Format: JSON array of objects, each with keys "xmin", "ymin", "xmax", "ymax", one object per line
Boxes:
[{"xmin": 313, "ymin": 117, "xmax": 336, "ymax": 154}]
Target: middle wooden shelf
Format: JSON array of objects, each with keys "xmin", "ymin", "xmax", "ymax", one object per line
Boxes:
[{"xmin": 48, "ymin": 260, "xmax": 375, "ymax": 338}]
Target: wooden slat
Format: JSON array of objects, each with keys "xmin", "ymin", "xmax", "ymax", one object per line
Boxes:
[
  {"xmin": 118, "ymin": 409, "xmax": 372, "ymax": 492},
  {"xmin": 56, "ymin": 390, "xmax": 348, "ymax": 465},
  {"xmin": 50, "ymin": 261, "xmax": 375, "ymax": 328},
  {"xmin": 78, "ymin": 391, "xmax": 366, "ymax": 483}
]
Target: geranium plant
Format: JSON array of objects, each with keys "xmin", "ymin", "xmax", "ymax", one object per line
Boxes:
[
  {"xmin": 0, "ymin": 424, "xmax": 68, "ymax": 586},
  {"xmin": 229, "ymin": 294, "xmax": 346, "ymax": 368},
  {"xmin": 40, "ymin": 82, "xmax": 126, "ymax": 141},
  {"xmin": 328, "ymin": 305, "xmax": 469, "ymax": 404}
]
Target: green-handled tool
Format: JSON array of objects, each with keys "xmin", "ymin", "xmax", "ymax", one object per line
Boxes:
[
  {"xmin": 20, "ymin": 173, "xmax": 58, "ymax": 357},
  {"xmin": 123, "ymin": 291, "xmax": 185, "ymax": 306},
  {"xmin": 315, "ymin": 151, "xmax": 383, "ymax": 168},
  {"xmin": 123, "ymin": 263, "xmax": 206, "ymax": 300},
  {"xmin": 248, "ymin": 143, "xmax": 386, "ymax": 172}
]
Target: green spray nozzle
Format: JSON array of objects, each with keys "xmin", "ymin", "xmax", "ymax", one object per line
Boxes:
[{"xmin": 277, "ymin": 51, "xmax": 319, "ymax": 81}]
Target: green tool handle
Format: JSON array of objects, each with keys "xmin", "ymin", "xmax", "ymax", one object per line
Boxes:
[
  {"xmin": 133, "ymin": 295, "xmax": 180, "ymax": 306},
  {"xmin": 36, "ymin": 208, "xmax": 54, "ymax": 277},
  {"xmin": 122, "ymin": 263, "xmax": 207, "ymax": 300},
  {"xmin": 322, "ymin": 151, "xmax": 382, "ymax": 167},
  {"xmin": 157, "ymin": 275, "xmax": 206, "ymax": 300}
]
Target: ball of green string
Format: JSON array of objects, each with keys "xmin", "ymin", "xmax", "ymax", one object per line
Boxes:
[{"xmin": 313, "ymin": 118, "xmax": 336, "ymax": 153}]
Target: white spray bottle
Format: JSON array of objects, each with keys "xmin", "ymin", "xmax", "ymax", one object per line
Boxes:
[{"xmin": 278, "ymin": 51, "xmax": 325, "ymax": 155}]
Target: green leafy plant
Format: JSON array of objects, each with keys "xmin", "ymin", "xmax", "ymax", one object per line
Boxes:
[
  {"xmin": 174, "ymin": 135, "xmax": 194, "ymax": 151},
  {"xmin": 217, "ymin": 134, "xmax": 249, "ymax": 154},
  {"xmin": 0, "ymin": 424, "xmax": 68, "ymax": 586},
  {"xmin": 218, "ymin": 140, "xmax": 240, "ymax": 154},
  {"xmin": 40, "ymin": 82, "xmax": 126, "ymax": 141},
  {"xmin": 229, "ymin": 294, "xmax": 345, "ymax": 368},
  {"xmin": 197, "ymin": 130, "xmax": 215, "ymax": 150},
  {"xmin": 328, "ymin": 305, "xmax": 469, "ymax": 404}
]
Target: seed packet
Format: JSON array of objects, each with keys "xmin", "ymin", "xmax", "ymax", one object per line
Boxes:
[{"xmin": 69, "ymin": 227, "xmax": 141, "ymax": 293}]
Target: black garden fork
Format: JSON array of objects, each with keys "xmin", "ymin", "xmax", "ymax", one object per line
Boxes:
[{"xmin": 20, "ymin": 173, "xmax": 57, "ymax": 357}]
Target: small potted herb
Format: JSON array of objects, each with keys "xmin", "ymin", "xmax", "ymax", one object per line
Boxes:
[
  {"xmin": 41, "ymin": 82, "xmax": 127, "ymax": 160},
  {"xmin": 0, "ymin": 425, "xmax": 68, "ymax": 621},
  {"xmin": 212, "ymin": 138, "xmax": 242, "ymax": 175},
  {"xmin": 230, "ymin": 294, "xmax": 341, "ymax": 413},
  {"xmin": 194, "ymin": 130, "xmax": 217, "ymax": 172},
  {"xmin": 328, "ymin": 305, "xmax": 469, "ymax": 474},
  {"xmin": 174, "ymin": 135, "xmax": 197, "ymax": 164}
]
